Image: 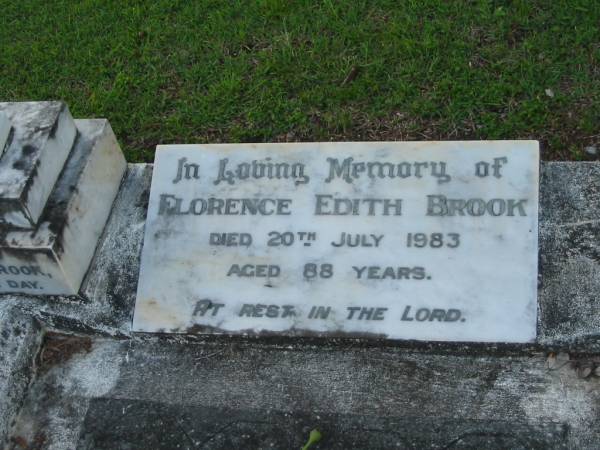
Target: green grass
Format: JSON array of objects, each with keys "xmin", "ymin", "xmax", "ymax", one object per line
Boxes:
[{"xmin": 1, "ymin": 0, "xmax": 598, "ymax": 161}]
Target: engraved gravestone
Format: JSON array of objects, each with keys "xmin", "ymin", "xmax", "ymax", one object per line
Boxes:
[{"xmin": 133, "ymin": 142, "xmax": 539, "ymax": 342}]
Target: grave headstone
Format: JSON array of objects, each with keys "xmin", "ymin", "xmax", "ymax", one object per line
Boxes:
[
  {"xmin": 133, "ymin": 141, "xmax": 539, "ymax": 342},
  {"xmin": 0, "ymin": 104, "xmax": 126, "ymax": 296}
]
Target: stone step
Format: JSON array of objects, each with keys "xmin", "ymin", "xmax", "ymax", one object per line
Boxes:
[
  {"xmin": 0, "ymin": 102, "xmax": 77, "ymax": 228},
  {"xmin": 0, "ymin": 111, "xmax": 10, "ymax": 154},
  {"xmin": 6, "ymin": 336, "xmax": 599, "ymax": 449},
  {"xmin": 0, "ymin": 119, "xmax": 126, "ymax": 296}
]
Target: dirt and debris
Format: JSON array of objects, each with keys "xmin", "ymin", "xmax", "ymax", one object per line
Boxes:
[
  {"xmin": 547, "ymin": 351, "xmax": 600, "ymax": 380},
  {"xmin": 10, "ymin": 432, "xmax": 46, "ymax": 450},
  {"xmin": 36, "ymin": 332, "xmax": 92, "ymax": 374}
]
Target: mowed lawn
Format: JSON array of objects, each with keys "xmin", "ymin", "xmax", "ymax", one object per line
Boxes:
[{"xmin": 1, "ymin": 0, "xmax": 598, "ymax": 162}]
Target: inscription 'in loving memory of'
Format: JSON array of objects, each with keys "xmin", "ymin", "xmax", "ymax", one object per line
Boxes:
[{"xmin": 161, "ymin": 155, "xmax": 526, "ymax": 217}]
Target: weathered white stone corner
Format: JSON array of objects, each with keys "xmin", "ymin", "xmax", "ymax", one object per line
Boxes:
[
  {"xmin": 0, "ymin": 118, "xmax": 127, "ymax": 295},
  {"xmin": 0, "ymin": 102, "xmax": 76, "ymax": 228},
  {"xmin": 0, "ymin": 112, "xmax": 10, "ymax": 155}
]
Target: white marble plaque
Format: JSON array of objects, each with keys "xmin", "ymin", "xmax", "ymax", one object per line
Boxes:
[{"xmin": 133, "ymin": 142, "xmax": 539, "ymax": 343}]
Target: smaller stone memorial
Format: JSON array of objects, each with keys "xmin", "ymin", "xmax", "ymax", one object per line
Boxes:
[
  {"xmin": 0, "ymin": 103, "xmax": 126, "ymax": 296},
  {"xmin": 133, "ymin": 141, "xmax": 539, "ymax": 343}
]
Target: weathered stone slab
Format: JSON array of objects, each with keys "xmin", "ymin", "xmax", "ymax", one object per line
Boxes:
[
  {"xmin": 134, "ymin": 142, "xmax": 539, "ymax": 342},
  {"xmin": 79, "ymin": 399, "xmax": 569, "ymax": 449},
  {"xmin": 0, "ymin": 102, "xmax": 77, "ymax": 228},
  {"xmin": 0, "ymin": 112, "xmax": 10, "ymax": 154},
  {"xmin": 0, "ymin": 119, "xmax": 126, "ymax": 295},
  {"xmin": 8, "ymin": 337, "xmax": 599, "ymax": 449},
  {"xmin": 538, "ymin": 162, "xmax": 600, "ymax": 346}
]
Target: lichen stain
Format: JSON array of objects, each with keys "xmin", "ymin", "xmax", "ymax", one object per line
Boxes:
[
  {"xmin": 137, "ymin": 297, "xmax": 181, "ymax": 329},
  {"xmin": 37, "ymin": 332, "xmax": 92, "ymax": 374}
]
